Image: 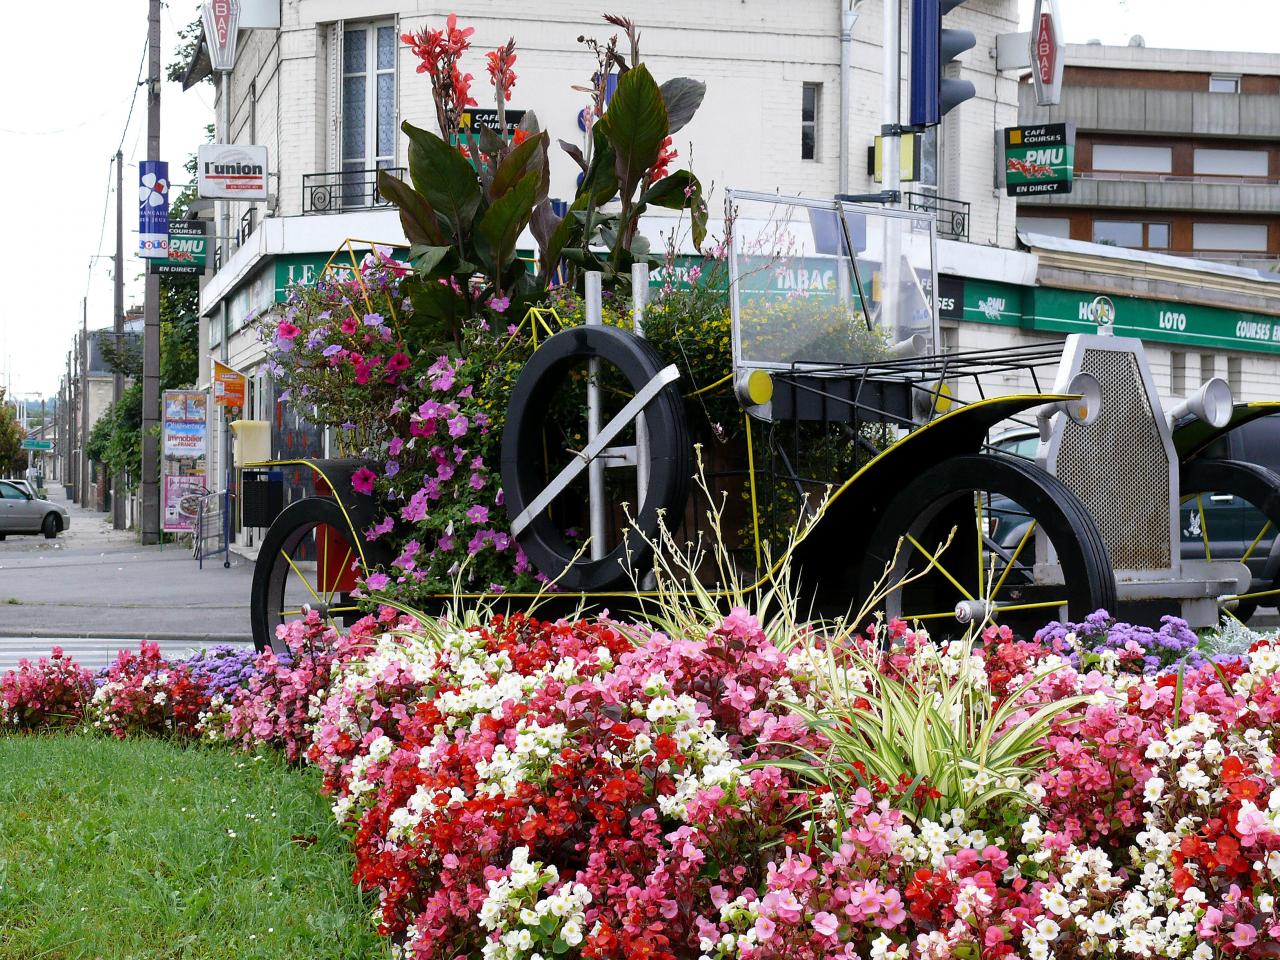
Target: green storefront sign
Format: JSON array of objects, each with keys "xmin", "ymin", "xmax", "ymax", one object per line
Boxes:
[
  {"xmin": 947, "ymin": 276, "xmax": 1280, "ymax": 355},
  {"xmin": 1002, "ymin": 123, "xmax": 1075, "ymax": 197}
]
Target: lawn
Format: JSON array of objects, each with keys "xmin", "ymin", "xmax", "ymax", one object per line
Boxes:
[{"xmin": 0, "ymin": 734, "xmax": 390, "ymax": 960}]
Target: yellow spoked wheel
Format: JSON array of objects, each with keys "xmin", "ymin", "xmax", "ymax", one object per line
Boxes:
[
  {"xmin": 863, "ymin": 453, "xmax": 1116, "ymax": 639},
  {"xmin": 250, "ymin": 497, "xmax": 365, "ymax": 652},
  {"xmin": 1180, "ymin": 458, "xmax": 1280, "ymax": 623}
]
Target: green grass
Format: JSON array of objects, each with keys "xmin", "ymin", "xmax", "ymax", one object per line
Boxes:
[{"xmin": 0, "ymin": 734, "xmax": 390, "ymax": 960}]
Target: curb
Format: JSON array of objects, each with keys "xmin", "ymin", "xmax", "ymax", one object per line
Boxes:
[{"xmin": 0, "ymin": 629, "xmax": 253, "ymax": 643}]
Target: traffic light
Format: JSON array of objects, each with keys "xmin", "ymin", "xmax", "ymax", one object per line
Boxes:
[{"xmin": 909, "ymin": 0, "xmax": 977, "ymax": 127}]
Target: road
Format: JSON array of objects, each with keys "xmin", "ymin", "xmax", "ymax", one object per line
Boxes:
[{"xmin": 0, "ymin": 490, "xmax": 254, "ymax": 672}]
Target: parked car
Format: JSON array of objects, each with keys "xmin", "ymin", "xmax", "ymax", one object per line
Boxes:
[
  {"xmin": 4, "ymin": 478, "xmax": 36, "ymax": 499},
  {"xmin": 0, "ymin": 480, "xmax": 70, "ymax": 539},
  {"xmin": 990, "ymin": 415, "xmax": 1280, "ymax": 614}
]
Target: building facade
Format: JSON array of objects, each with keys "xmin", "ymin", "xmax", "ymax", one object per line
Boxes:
[
  {"xmin": 185, "ymin": 0, "xmax": 1024, "ymax": 499},
  {"xmin": 1015, "ymin": 42, "xmax": 1280, "ymax": 269}
]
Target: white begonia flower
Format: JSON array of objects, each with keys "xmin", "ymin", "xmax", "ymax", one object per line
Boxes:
[{"xmin": 1143, "ymin": 777, "xmax": 1166, "ymax": 804}]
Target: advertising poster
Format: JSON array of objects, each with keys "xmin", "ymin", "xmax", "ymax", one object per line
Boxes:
[
  {"xmin": 139, "ymin": 160, "xmax": 170, "ymax": 257},
  {"xmin": 212, "ymin": 360, "xmax": 247, "ymax": 408},
  {"xmin": 163, "ymin": 474, "xmax": 207, "ymax": 533},
  {"xmin": 163, "ymin": 390, "xmax": 208, "ymax": 457}
]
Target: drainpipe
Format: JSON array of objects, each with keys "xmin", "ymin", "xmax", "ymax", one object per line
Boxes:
[{"xmin": 839, "ymin": 1, "xmax": 861, "ymax": 195}]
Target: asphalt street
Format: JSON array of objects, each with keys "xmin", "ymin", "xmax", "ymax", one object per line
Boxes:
[{"xmin": 0, "ymin": 489, "xmax": 254, "ymax": 671}]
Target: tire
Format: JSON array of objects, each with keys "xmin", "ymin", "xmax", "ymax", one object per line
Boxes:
[
  {"xmin": 250, "ymin": 497, "xmax": 366, "ymax": 652},
  {"xmin": 42, "ymin": 514, "xmax": 59, "ymax": 539},
  {"xmin": 1180, "ymin": 458, "xmax": 1280, "ymax": 622},
  {"xmin": 500, "ymin": 325, "xmax": 691, "ymax": 592},
  {"xmin": 862, "ymin": 453, "xmax": 1116, "ymax": 639}
]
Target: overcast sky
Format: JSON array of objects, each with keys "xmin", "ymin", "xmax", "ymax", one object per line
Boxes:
[{"xmin": 0, "ymin": 1, "xmax": 1277, "ymax": 401}]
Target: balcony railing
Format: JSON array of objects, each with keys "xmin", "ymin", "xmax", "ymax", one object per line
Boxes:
[
  {"xmin": 1077, "ymin": 170, "xmax": 1280, "ymax": 186},
  {"xmin": 302, "ymin": 166, "xmax": 406, "ymax": 215},
  {"xmin": 904, "ymin": 191, "xmax": 970, "ymax": 242}
]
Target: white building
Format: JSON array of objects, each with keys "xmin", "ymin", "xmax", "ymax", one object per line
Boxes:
[{"xmin": 183, "ymin": 0, "xmax": 1023, "ymax": 490}]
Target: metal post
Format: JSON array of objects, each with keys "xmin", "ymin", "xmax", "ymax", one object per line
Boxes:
[
  {"xmin": 631, "ymin": 263, "xmax": 651, "ymax": 507},
  {"xmin": 584, "ymin": 271, "xmax": 606, "ymax": 561},
  {"xmin": 112, "ymin": 149, "xmax": 125, "ymax": 529},
  {"xmin": 66, "ymin": 350, "xmax": 74, "ymax": 495},
  {"xmin": 80, "ymin": 301, "xmax": 89, "ymax": 509},
  {"xmin": 882, "ymin": 0, "xmax": 903, "ymax": 341},
  {"xmin": 140, "ymin": 0, "xmax": 163, "ymax": 543}
]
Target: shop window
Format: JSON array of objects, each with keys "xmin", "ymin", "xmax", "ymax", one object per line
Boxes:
[
  {"xmin": 1193, "ymin": 222, "xmax": 1269, "ymax": 252},
  {"xmin": 1017, "ymin": 216, "xmax": 1071, "ymax": 239},
  {"xmin": 1170, "ymin": 351, "xmax": 1186, "ymax": 397},
  {"xmin": 1228, "ymin": 356, "xmax": 1242, "ymax": 395},
  {"xmin": 1209, "ymin": 74, "xmax": 1241, "ymax": 93},
  {"xmin": 342, "ymin": 21, "xmax": 397, "ymax": 205},
  {"xmin": 801, "ymin": 83, "xmax": 820, "ymax": 160},
  {"xmin": 1193, "ymin": 148, "xmax": 1269, "ymax": 177},
  {"xmin": 1092, "ymin": 143, "xmax": 1173, "ymax": 174}
]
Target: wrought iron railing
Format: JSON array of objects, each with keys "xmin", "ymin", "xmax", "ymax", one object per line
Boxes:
[
  {"xmin": 904, "ymin": 191, "xmax": 970, "ymax": 242},
  {"xmin": 302, "ymin": 167, "xmax": 406, "ymax": 214}
]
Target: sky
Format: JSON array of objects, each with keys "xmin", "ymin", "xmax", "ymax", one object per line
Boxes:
[{"xmin": 0, "ymin": 0, "xmax": 1278, "ymax": 401}]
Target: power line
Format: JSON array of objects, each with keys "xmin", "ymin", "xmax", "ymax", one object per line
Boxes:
[{"xmin": 85, "ymin": 37, "xmax": 151, "ymax": 305}]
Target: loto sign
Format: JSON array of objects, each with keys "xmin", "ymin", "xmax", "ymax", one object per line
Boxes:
[
  {"xmin": 1030, "ymin": 0, "xmax": 1066, "ymax": 106},
  {"xmin": 197, "ymin": 143, "xmax": 268, "ymax": 200}
]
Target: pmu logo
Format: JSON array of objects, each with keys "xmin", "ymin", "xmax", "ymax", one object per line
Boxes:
[{"xmin": 1007, "ymin": 155, "xmax": 1055, "ymax": 179}]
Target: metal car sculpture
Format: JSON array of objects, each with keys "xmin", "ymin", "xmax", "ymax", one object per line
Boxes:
[{"xmin": 247, "ymin": 194, "xmax": 1280, "ymax": 650}]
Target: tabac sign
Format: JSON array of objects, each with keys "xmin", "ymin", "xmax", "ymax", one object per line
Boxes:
[
  {"xmin": 1030, "ymin": 0, "xmax": 1065, "ymax": 106},
  {"xmin": 1000, "ymin": 123, "xmax": 1075, "ymax": 196}
]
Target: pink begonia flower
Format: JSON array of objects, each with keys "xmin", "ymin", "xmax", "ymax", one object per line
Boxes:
[
  {"xmin": 753, "ymin": 916, "xmax": 776, "ymax": 941},
  {"xmin": 1231, "ymin": 924, "xmax": 1258, "ymax": 948},
  {"xmin": 811, "ymin": 912, "xmax": 839, "ymax": 937},
  {"xmin": 1236, "ymin": 802, "xmax": 1272, "ymax": 846},
  {"xmin": 351, "ymin": 467, "xmax": 378, "ymax": 495},
  {"xmin": 365, "ymin": 572, "xmax": 389, "ymax": 591}
]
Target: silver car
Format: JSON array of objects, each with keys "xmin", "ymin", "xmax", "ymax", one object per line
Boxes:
[{"xmin": 0, "ymin": 479, "xmax": 70, "ymax": 539}]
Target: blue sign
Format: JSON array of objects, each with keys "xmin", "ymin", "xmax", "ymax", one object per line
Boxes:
[{"xmin": 138, "ymin": 160, "xmax": 169, "ymax": 258}]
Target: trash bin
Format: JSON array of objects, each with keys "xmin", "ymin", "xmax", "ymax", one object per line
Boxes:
[
  {"xmin": 229, "ymin": 420, "xmax": 271, "ymax": 467},
  {"xmin": 242, "ymin": 469, "xmax": 284, "ymax": 527}
]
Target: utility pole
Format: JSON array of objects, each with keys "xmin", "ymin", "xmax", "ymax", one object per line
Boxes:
[
  {"xmin": 140, "ymin": 0, "xmax": 163, "ymax": 544},
  {"xmin": 80, "ymin": 299, "xmax": 90, "ymax": 509},
  {"xmin": 65, "ymin": 350, "xmax": 74, "ymax": 495},
  {"xmin": 113, "ymin": 149, "xmax": 126, "ymax": 529}
]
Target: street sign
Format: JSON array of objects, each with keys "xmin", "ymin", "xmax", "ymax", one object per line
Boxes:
[
  {"xmin": 138, "ymin": 160, "xmax": 169, "ymax": 258},
  {"xmin": 1000, "ymin": 123, "xmax": 1075, "ymax": 196},
  {"xmin": 203, "ymin": 0, "xmax": 242, "ymax": 72},
  {"xmin": 1030, "ymin": 0, "xmax": 1066, "ymax": 106},
  {"xmin": 212, "ymin": 360, "xmax": 247, "ymax": 408},
  {"xmin": 198, "ymin": 144, "xmax": 268, "ymax": 200},
  {"xmin": 148, "ymin": 221, "xmax": 208, "ymax": 276},
  {"xmin": 20, "ymin": 439, "xmax": 53, "ymax": 452}
]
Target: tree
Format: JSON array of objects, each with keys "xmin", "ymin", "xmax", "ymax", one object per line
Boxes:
[{"xmin": 0, "ymin": 389, "xmax": 26, "ymax": 477}]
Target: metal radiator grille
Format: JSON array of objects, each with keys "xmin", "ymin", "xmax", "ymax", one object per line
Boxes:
[{"xmin": 1054, "ymin": 349, "xmax": 1172, "ymax": 569}]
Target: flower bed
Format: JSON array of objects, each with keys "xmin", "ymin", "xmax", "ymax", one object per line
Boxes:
[{"xmin": 7, "ymin": 606, "xmax": 1280, "ymax": 959}]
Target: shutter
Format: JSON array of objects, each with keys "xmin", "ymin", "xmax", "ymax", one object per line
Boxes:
[{"xmin": 327, "ymin": 20, "xmax": 343, "ymax": 174}]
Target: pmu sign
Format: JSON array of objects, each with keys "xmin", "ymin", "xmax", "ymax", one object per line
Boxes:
[
  {"xmin": 149, "ymin": 221, "xmax": 208, "ymax": 276},
  {"xmin": 1001, "ymin": 123, "xmax": 1075, "ymax": 196},
  {"xmin": 1030, "ymin": 0, "xmax": 1065, "ymax": 106}
]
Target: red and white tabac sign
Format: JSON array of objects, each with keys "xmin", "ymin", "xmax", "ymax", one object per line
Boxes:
[
  {"xmin": 1030, "ymin": 0, "xmax": 1066, "ymax": 106},
  {"xmin": 202, "ymin": 0, "xmax": 241, "ymax": 72}
]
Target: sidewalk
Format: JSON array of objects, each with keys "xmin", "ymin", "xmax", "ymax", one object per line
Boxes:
[{"xmin": 0, "ymin": 490, "xmax": 254, "ymax": 642}]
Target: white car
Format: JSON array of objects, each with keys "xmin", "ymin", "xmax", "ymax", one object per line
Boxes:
[{"xmin": 0, "ymin": 479, "xmax": 70, "ymax": 539}]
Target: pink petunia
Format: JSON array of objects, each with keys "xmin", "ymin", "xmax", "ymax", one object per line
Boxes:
[
  {"xmin": 365, "ymin": 572, "xmax": 390, "ymax": 591},
  {"xmin": 466, "ymin": 504, "xmax": 489, "ymax": 525},
  {"xmin": 351, "ymin": 467, "xmax": 378, "ymax": 495}
]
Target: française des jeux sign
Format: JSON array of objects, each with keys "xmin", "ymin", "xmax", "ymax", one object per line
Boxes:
[{"xmin": 1002, "ymin": 123, "xmax": 1075, "ymax": 196}]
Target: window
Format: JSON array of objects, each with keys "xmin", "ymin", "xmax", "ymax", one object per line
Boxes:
[
  {"xmin": 342, "ymin": 21, "xmax": 397, "ymax": 206},
  {"xmin": 1092, "ymin": 220, "xmax": 1169, "ymax": 249},
  {"xmin": 1193, "ymin": 222, "xmax": 1269, "ymax": 252},
  {"xmin": 1170, "ymin": 351, "xmax": 1186, "ymax": 397},
  {"xmin": 1091, "ymin": 143, "xmax": 1173, "ymax": 174},
  {"xmin": 1194, "ymin": 148, "xmax": 1269, "ymax": 177},
  {"xmin": 801, "ymin": 83, "xmax": 820, "ymax": 160},
  {"xmin": 1228, "ymin": 356, "xmax": 1242, "ymax": 395},
  {"xmin": 1093, "ymin": 220, "xmax": 1144, "ymax": 247},
  {"xmin": 0, "ymin": 482, "xmax": 25, "ymax": 500},
  {"xmin": 1017, "ymin": 216, "xmax": 1071, "ymax": 239},
  {"xmin": 1209, "ymin": 74, "xmax": 1241, "ymax": 93},
  {"xmin": 1200, "ymin": 354, "xmax": 1216, "ymax": 385}
]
